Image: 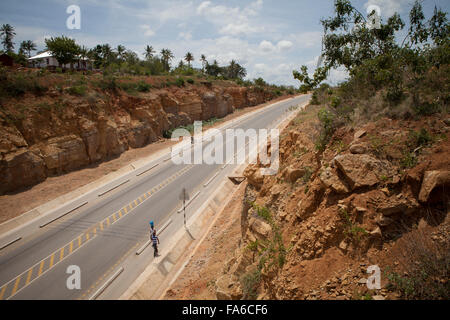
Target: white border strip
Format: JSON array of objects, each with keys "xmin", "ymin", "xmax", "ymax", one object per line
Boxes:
[{"xmin": 89, "ymin": 267, "xmax": 124, "ymax": 300}]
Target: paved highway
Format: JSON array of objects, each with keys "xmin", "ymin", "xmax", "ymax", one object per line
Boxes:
[{"xmin": 0, "ymin": 94, "xmax": 310, "ymax": 300}]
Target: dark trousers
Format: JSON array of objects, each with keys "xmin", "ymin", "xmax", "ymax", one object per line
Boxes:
[{"xmin": 152, "ymin": 243, "xmax": 158, "ymax": 257}]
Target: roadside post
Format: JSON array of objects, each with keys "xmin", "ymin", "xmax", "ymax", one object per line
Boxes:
[{"xmin": 179, "ymin": 188, "xmax": 190, "ymax": 228}]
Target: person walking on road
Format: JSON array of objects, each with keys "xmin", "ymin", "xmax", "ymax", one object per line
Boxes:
[{"xmin": 151, "ymin": 229, "xmax": 160, "ymax": 257}]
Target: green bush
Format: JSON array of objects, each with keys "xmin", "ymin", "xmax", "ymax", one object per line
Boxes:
[
  {"xmin": 66, "ymin": 85, "xmax": 87, "ymax": 96},
  {"xmin": 136, "ymin": 81, "xmax": 151, "ymax": 92},
  {"xmin": 186, "ymin": 78, "xmax": 194, "ymax": 84},
  {"xmin": 96, "ymin": 76, "xmax": 117, "ymax": 91},
  {"xmin": 241, "ymin": 269, "xmax": 261, "ymax": 299},
  {"xmin": 175, "ymin": 78, "xmax": 185, "ymax": 87}
]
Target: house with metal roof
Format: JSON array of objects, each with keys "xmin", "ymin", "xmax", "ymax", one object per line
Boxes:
[{"xmin": 28, "ymin": 51, "xmax": 92, "ymax": 70}]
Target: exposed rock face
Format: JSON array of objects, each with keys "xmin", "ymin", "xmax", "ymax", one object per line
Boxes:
[
  {"xmin": 0, "ymin": 85, "xmax": 275, "ymax": 194},
  {"xmin": 418, "ymin": 170, "xmax": 450, "ymax": 203},
  {"xmin": 284, "ymin": 165, "xmax": 305, "ymax": 183},
  {"xmin": 334, "ymin": 154, "xmax": 397, "ymax": 190},
  {"xmin": 39, "ymin": 135, "xmax": 89, "ymax": 174},
  {"xmin": 0, "ymin": 149, "xmax": 46, "ymax": 194},
  {"xmin": 319, "ymin": 167, "xmax": 350, "ymax": 194}
]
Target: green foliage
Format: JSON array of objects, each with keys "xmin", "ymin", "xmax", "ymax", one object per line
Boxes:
[
  {"xmin": 45, "ymin": 36, "xmax": 80, "ymax": 67},
  {"xmin": 339, "ymin": 208, "xmax": 367, "ymax": 244},
  {"xmin": 136, "ymin": 81, "xmax": 151, "ymax": 92},
  {"xmin": 66, "ymin": 85, "xmax": 87, "ymax": 96},
  {"xmin": 293, "ymin": 65, "xmax": 328, "ymax": 91},
  {"xmin": 0, "ymin": 71, "xmax": 48, "ymax": 97},
  {"xmin": 241, "ymin": 269, "xmax": 261, "ymax": 299},
  {"xmin": 175, "ymin": 78, "xmax": 185, "ymax": 87},
  {"xmin": 315, "ymin": 108, "xmax": 336, "ymax": 151},
  {"xmin": 96, "ymin": 76, "xmax": 117, "ymax": 91},
  {"xmin": 186, "ymin": 78, "xmax": 194, "ymax": 84}
]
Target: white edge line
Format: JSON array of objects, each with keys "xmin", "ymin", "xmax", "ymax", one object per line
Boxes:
[
  {"xmin": 0, "ymin": 236, "xmax": 22, "ymax": 251},
  {"xmin": 98, "ymin": 179, "xmax": 130, "ymax": 197},
  {"xmin": 39, "ymin": 201, "xmax": 88, "ymax": 228},
  {"xmin": 203, "ymin": 172, "xmax": 220, "ymax": 188},
  {"xmin": 177, "ymin": 191, "xmax": 201, "ymax": 213},
  {"xmin": 136, "ymin": 163, "xmax": 159, "ymax": 177},
  {"xmin": 89, "ymin": 267, "xmax": 124, "ymax": 300}
]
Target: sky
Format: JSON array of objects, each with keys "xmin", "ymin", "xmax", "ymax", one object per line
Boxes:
[{"xmin": 1, "ymin": 0, "xmax": 449, "ymax": 86}]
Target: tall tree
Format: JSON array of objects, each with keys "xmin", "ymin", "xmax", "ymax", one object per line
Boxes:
[
  {"xmin": 224, "ymin": 60, "xmax": 247, "ymax": 79},
  {"xmin": 184, "ymin": 52, "xmax": 194, "ymax": 67},
  {"xmin": 200, "ymin": 54, "xmax": 207, "ymax": 73},
  {"xmin": 45, "ymin": 36, "xmax": 80, "ymax": 69},
  {"xmin": 205, "ymin": 59, "xmax": 222, "ymax": 77},
  {"xmin": 160, "ymin": 48, "xmax": 174, "ymax": 71},
  {"xmin": 19, "ymin": 40, "xmax": 37, "ymax": 57},
  {"xmin": 144, "ymin": 45, "xmax": 155, "ymax": 60},
  {"xmin": 0, "ymin": 24, "xmax": 16, "ymax": 53},
  {"xmin": 116, "ymin": 44, "xmax": 126, "ymax": 61}
]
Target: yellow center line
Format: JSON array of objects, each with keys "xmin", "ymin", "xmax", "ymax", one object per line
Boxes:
[
  {"xmin": 112, "ymin": 214, "xmax": 116, "ymax": 222},
  {"xmin": 144, "ymin": 193, "xmax": 147, "ymax": 199},
  {"xmin": 86, "ymin": 233, "xmax": 90, "ymax": 241},
  {"xmin": 134, "ymin": 200, "xmax": 138, "ymax": 206},
  {"xmin": 106, "ymin": 217, "xmax": 110, "ymax": 226},
  {"xmin": 69, "ymin": 241, "xmax": 73, "ymax": 254},
  {"xmin": 78, "ymin": 235, "xmax": 82, "ymax": 247},
  {"xmin": 139, "ymin": 196, "xmax": 143, "ymax": 202},
  {"xmin": 59, "ymin": 247, "xmax": 65, "ymax": 261},
  {"xmin": 49, "ymin": 254, "xmax": 55, "ymax": 268},
  {"xmin": 129, "ymin": 204, "xmax": 133, "ymax": 210},
  {"xmin": 25, "ymin": 268, "xmax": 33, "ymax": 285},
  {"xmin": 93, "ymin": 227, "xmax": 97, "ymax": 235},
  {"xmin": 124, "ymin": 207, "xmax": 128, "ymax": 214},
  {"xmin": 11, "ymin": 277, "xmax": 21, "ymax": 296},
  {"xmin": 0, "ymin": 284, "xmax": 7, "ymax": 300},
  {"xmin": 118, "ymin": 211, "xmax": 122, "ymax": 218},
  {"xmin": 38, "ymin": 260, "xmax": 45, "ymax": 276}
]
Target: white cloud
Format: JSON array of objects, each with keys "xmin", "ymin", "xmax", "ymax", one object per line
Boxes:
[
  {"xmin": 196, "ymin": 0, "xmax": 265, "ymax": 36},
  {"xmin": 178, "ymin": 31, "xmax": 192, "ymax": 41},
  {"xmin": 259, "ymin": 40, "xmax": 276, "ymax": 53},
  {"xmin": 277, "ymin": 40, "xmax": 293, "ymax": 51},
  {"xmin": 140, "ymin": 25, "xmax": 155, "ymax": 37},
  {"xmin": 289, "ymin": 31, "xmax": 322, "ymax": 48},
  {"xmin": 197, "ymin": 1, "xmax": 211, "ymax": 15}
]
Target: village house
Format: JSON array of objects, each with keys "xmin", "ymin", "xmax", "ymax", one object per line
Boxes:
[{"xmin": 28, "ymin": 51, "xmax": 92, "ymax": 70}]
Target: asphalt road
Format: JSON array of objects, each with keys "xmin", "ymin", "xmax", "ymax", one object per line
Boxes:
[{"xmin": 0, "ymin": 94, "xmax": 310, "ymax": 300}]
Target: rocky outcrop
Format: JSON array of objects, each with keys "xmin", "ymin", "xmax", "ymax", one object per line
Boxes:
[
  {"xmin": 418, "ymin": 171, "xmax": 450, "ymax": 203},
  {"xmin": 0, "ymin": 85, "xmax": 276, "ymax": 194},
  {"xmin": 215, "ymin": 106, "xmax": 449, "ymax": 300},
  {"xmin": 334, "ymin": 154, "xmax": 397, "ymax": 190}
]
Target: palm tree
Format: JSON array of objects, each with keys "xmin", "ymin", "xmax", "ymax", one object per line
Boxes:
[
  {"xmin": 200, "ymin": 54, "xmax": 207, "ymax": 73},
  {"xmin": 116, "ymin": 44, "xmax": 126, "ymax": 61},
  {"xmin": 160, "ymin": 48, "xmax": 174, "ymax": 71},
  {"xmin": 101, "ymin": 43, "xmax": 115, "ymax": 67},
  {"xmin": 184, "ymin": 52, "xmax": 194, "ymax": 67},
  {"xmin": 144, "ymin": 45, "xmax": 155, "ymax": 60},
  {"xmin": 20, "ymin": 40, "xmax": 37, "ymax": 57},
  {"xmin": 0, "ymin": 24, "xmax": 16, "ymax": 53}
]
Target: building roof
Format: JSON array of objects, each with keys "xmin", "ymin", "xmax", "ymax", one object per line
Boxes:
[
  {"xmin": 28, "ymin": 51, "xmax": 53, "ymax": 60},
  {"xmin": 28, "ymin": 51, "xmax": 90, "ymax": 61}
]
